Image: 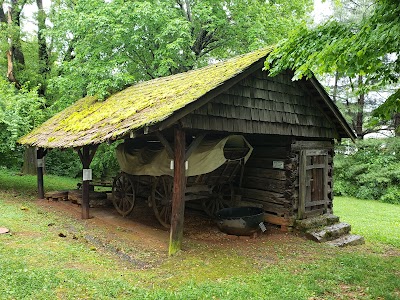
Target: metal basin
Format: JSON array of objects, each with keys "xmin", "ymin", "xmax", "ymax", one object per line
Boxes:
[{"xmin": 216, "ymin": 207, "xmax": 265, "ymax": 236}]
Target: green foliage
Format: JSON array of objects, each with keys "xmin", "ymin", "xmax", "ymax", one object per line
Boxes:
[
  {"xmin": 44, "ymin": 149, "xmax": 82, "ymax": 178},
  {"xmin": 371, "ymin": 89, "xmax": 400, "ymax": 131},
  {"xmin": 44, "ymin": 143, "xmax": 121, "ymax": 179},
  {"xmin": 47, "ymin": 0, "xmax": 313, "ymax": 102},
  {"xmin": 266, "ymin": 0, "xmax": 400, "ymax": 125},
  {"xmin": 0, "ymin": 79, "xmax": 47, "ymax": 168},
  {"xmin": 90, "ymin": 142, "xmax": 121, "ymax": 180},
  {"xmin": 334, "ymin": 138, "xmax": 400, "ymax": 204}
]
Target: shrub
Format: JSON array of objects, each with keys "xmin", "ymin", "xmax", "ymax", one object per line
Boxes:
[
  {"xmin": 44, "ymin": 142, "xmax": 121, "ymax": 180},
  {"xmin": 334, "ymin": 138, "xmax": 400, "ymax": 204}
]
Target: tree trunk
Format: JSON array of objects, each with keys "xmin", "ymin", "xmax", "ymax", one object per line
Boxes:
[
  {"xmin": 394, "ymin": 113, "xmax": 400, "ymax": 137},
  {"xmin": 21, "ymin": 147, "xmax": 38, "ymax": 175},
  {"xmin": 6, "ymin": 7, "xmax": 20, "ymax": 87},
  {"xmin": 355, "ymin": 75, "xmax": 365, "ymax": 139},
  {"xmin": 37, "ymin": 0, "xmax": 49, "ymax": 96},
  {"xmin": 332, "ymin": 71, "xmax": 339, "ymax": 103}
]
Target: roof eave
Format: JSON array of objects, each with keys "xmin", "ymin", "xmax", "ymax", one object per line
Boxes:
[{"xmin": 309, "ymin": 77, "xmax": 356, "ymax": 141}]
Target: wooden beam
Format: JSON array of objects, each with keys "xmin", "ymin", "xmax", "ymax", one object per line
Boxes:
[
  {"xmin": 185, "ymin": 133, "xmax": 206, "ymax": 160},
  {"xmin": 169, "ymin": 127, "xmax": 186, "ymax": 255},
  {"xmin": 36, "ymin": 148, "xmax": 47, "ymax": 199},
  {"xmin": 76, "ymin": 145, "xmax": 99, "ymax": 219},
  {"xmin": 155, "ymin": 131, "xmax": 174, "ymax": 159}
]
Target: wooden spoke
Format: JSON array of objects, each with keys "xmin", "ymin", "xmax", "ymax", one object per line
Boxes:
[
  {"xmin": 202, "ymin": 183, "xmax": 234, "ymax": 217},
  {"xmin": 151, "ymin": 176, "xmax": 173, "ymax": 228},
  {"xmin": 112, "ymin": 172, "xmax": 135, "ymax": 217}
]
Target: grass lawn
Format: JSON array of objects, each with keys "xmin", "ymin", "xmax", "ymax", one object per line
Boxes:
[
  {"xmin": 0, "ymin": 170, "xmax": 399, "ymax": 299},
  {"xmin": 334, "ymin": 196, "xmax": 400, "ymax": 248}
]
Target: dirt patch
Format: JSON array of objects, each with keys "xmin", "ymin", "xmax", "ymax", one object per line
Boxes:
[{"xmin": 35, "ymin": 198, "xmax": 305, "ymax": 266}]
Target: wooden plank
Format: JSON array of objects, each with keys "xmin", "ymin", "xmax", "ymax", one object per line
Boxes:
[
  {"xmin": 298, "ymin": 150, "xmax": 307, "ymax": 219},
  {"xmin": 306, "ymin": 164, "xmax": 325, "ymax": 170},
  {"xmin": 324, "ymin": 154, "xmax": 329, "ymax": 212},
  {"xmin": 169, "ymin": 127, "xmax": 186, "ymax": 256},
  {"xmin": 305, "ymin": 149, "xmax": 328, "ymax": 156},
  {"xmin": 292, "ymin": 140, "xmax": 333, "ymax": 150},
  {"xmin": 305, "ymin": 200, "xmax": 327, "ymax": 207}
]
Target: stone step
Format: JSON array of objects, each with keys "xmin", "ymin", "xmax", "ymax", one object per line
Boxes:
[
  {"xmin": 307, "ymin": 222, "xmax": 351, "ymax": 242},
  {"xmin": 326, "ymin": 234, "xmax": 365, "ymax": 247},
  {"xmin": 295, "ymin": 214, "xmax": 340, "ymax": 231}
]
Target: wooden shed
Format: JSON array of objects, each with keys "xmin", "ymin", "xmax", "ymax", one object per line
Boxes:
[{"xmin": 19, "ymin": 47, "xmax": 357, "ymax": 253}]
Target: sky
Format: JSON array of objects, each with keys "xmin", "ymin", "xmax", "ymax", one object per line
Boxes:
[{"xmin": 313, "ymin": 0, "xmax": 334, "ymax": 23}]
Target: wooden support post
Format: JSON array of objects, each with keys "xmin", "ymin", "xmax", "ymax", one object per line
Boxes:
[
  {"xmin": 76, "ymin": 145, "xmax": 98, "ymax": 219},
  {"xmin": 36, "ymin": 148, "xmax": 47, "ymax": 199},
  {"xmin": 169, "ymin": 127, "xmax": 186, "ymax": 255}
]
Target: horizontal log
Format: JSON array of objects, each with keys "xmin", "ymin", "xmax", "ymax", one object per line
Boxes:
[
  {"xmin": 241, "ymin": 188, "xmax": 289, "ymax": 204},
  {"xmin": 238, "ymin": 199, "xmax": 264, "ymax": 208},
  {"xmin": 264, "ymin": 213, "xmax": 295, "ymax": 226},
  {"xmin": 244, "ymin": 167, "xmax": 286, "ymax": 181},
  {"xmin": 251, "ymin": 147, "xmax": 290, "ymax": 159},
  {"xmin": 246, "ymin": 158, "xmax": 293, "ymax": 170},
  {"xmin": 262, "ymin": 202, "xmax": 290, "ymax": 216},
  {"xmin": 242, "ymin": 176, "xmax": 288, "ymax": 194}
]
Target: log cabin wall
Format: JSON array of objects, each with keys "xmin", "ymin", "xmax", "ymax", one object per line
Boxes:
[
  {"xmin": 180, "ymin": 68, "xmax": 338, "ymax": 230},
  {"xmin": 240, "ymin": 137, "xmax": 334, "ymax": 230},
  {"xmin": 240, "ymin": 134, "xmax": 297, "ymax": 229}
]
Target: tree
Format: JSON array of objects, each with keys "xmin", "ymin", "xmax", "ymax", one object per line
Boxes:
[
  {"xmin": 0, "ymin": 0, "xmax": 315, "ymax": 174},
  {"xmin": 1, "ymin": 0, "xmax": 54, "ymax": 173},
  {"xmin": 266, "ymin": 0, "xmax": 399, "ymax": 136},
  {"xmin": 46, "ymin": 0, "xmax": 313, "ymax": 106}
]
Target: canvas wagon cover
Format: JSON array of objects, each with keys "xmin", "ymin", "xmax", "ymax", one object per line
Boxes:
[{"xmin": 116, "ymin": 135, "xmax": 253, "ymax": 177}]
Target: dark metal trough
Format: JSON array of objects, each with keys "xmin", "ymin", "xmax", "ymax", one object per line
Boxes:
[{"xmin": 216, "ymin": 206, "xmax": 265, "ymax": 236}]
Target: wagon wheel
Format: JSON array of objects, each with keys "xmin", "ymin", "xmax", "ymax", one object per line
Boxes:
[
  {"xmin": 151, "ymin": 176, "xmax": 173, "ymax": 228},
  {"xmin": 202, "ymin": 183, "xmax": 234, "ymax": 217},
  {"xmin": 112, "ymin": 173, "xmax": 135, "ymax": 217}
]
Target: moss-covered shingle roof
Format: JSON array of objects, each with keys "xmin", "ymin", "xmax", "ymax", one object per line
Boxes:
[{"xmin": 19, "ymin": 47, "xmax": 273, "ymax": 149}]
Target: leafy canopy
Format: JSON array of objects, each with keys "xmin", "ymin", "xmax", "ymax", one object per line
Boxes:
[
  {"xmin": 47, "ymin": 0, "xmax": 313, "ymax": 104},
  {"xmin": 265, "ymin": 0, "xmax": 399, "ymax": 118}
]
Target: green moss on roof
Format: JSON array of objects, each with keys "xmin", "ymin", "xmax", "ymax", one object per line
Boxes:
[{"xmin": 19, "ymin": 47, "xmax": 273, "ymax": 148}]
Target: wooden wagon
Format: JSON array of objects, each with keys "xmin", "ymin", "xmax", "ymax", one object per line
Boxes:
[{"xmin": 111, "ymin": 135, "xmax": 253, "ymax": 227}]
